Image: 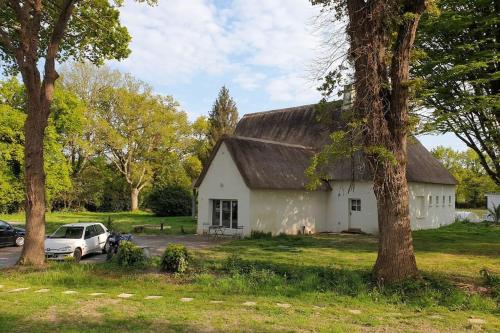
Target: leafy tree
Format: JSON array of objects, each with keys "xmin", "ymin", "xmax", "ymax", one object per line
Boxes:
[
  {"xmin": 311, "ymin": 0, "xmax": 428, "ymax": 282},
  {"xmin": 413, "ymin": 0, "xmax": 500, "ymax": 185},
  {"xmin": 207, "ymin": 86, "xmax": 238, "ymax": 150},
  {"xmin": 94, "ymin": 76, "xmax": 190, "ymax": 211},
  {"xmin": 191, "ymin": 116, "xmax": 210, "ymax": 167},
  {"xmin": 0, "ymin": 78, "xmax": 74, "ymax": 212},
  {"xmin": 431, "ymin": 146, "xmax": 499, "ymax": 208},
  {"xmin": 0, "ymin": 0, "xmax": 153, "ymax": 266}
]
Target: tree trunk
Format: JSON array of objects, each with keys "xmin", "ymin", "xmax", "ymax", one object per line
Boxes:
[
  {"xmin": 18, "ymin": 100, "xmax": 48, "ymax": 267},
  {"xmin": 131, "ymin": 187, "xmax": 140, "ymax": 211},
  {"xmin": 345, "ymin": 0, "xmax": 424, "ymax": 282},
  {"xmin": 372, "ymin": 151, "xmax": 418, "ymax": 282}
]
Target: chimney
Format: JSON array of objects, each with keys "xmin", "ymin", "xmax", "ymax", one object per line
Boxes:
[{"xmin": 342, "ymin": 84, "xmax": 355, "ymax": 111}]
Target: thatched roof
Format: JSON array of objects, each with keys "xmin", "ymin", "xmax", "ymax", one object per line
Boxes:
[{"xmin": 195, "ymin": 104, "xmax": 456, "ymax": 189}]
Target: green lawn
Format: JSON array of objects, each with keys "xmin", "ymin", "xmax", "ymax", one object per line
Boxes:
[
  {"xmin": 0, "ymin": 222, "xmax": 499, "ymax": 332},
  {"xmin": 0, "ymin": 211, "xmax": 196, "ymax": 234}
]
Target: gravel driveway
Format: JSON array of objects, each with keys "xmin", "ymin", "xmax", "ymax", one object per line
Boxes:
[{"xmin": 0, "ymin": 234, "xmax": 223, "ymax": 269}]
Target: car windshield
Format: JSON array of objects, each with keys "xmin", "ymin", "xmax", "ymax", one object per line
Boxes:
[{"xmin": 50, "ymin": 226, "xmax": 84, "ymax": 239}]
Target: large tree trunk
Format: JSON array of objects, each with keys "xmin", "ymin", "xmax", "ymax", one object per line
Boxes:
[
  {"xmin": 131, "ymin": 187, "xmax": 140, "ymax": 211},
  {"xmin": 18, "ymin": 99, "xmax": 49, "ymax": 267},
  {"xmin": 345, "ymin": 0, "xmax": 425, "ymax": 282}
]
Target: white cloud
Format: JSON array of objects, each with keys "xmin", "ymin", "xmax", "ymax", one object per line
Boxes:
[
  {"xmin": 115, "ymin": 0, "xmax": 324, "ymax": 103},
  {"xmin": 233, "ymin": 71, "xmax": 266, "ymax": 91},
  {"xmin": 266, "ymin": 73, "xmax": 321, "ymax": 103}
]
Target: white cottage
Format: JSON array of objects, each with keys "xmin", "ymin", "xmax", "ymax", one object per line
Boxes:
[{"xmin": 194, "ymin": 103, "xmax": 456, "ymax": 236}]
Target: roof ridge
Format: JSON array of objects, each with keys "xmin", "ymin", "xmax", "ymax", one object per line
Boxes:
[
  {"xmin": 229, "ymin": 135, "xmax": 316, "ymax": 150},
  {"xmin": 242, "ymin": 103, "xmax": 318, "ymax": 118}
]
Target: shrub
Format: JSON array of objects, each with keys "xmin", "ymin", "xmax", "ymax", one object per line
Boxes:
[
  {"xmin": 114, "ymin": 241, "xmax": 147, "ymax": 267},
  {"xmin": 160, "ymin": 244, "xmax": 190, "ymax": 273},
  {"xmin": 147, "ymin": 185, "xmax": 192, "ymax": 217},
  {"xmin": 249, "ymin": 230, "xmax": 273, "ymax": 239}
]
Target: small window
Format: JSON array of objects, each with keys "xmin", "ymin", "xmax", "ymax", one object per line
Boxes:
[
  {"xmin": 429, "ymin": 195, "xmax": 433, "ymax": 207},
  {"xmin": 448, "ymin": 195, "xmax": 452, "ymax": 206},
  {"xmin": 350, "ymin": 199, "xmax": 361, "ymax": 212},
  {"xmin": 436, "ymin": 196, "xmax": 439, "ymax": 206},
  {"xmin": 416, "ymin": 196, "xmax": 425, "ymax": 218}
]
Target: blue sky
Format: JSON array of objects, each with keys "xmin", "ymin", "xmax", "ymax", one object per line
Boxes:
[{"xmin": 108, "ymin": 0, "xmax": 467, "ymax": 151}]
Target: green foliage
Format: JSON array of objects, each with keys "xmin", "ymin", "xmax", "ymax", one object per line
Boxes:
[
  {"xmin": 114, "ymin": 241, "xmax": 147, "ymax": 267},
  {"xmin": 0, "ymin": 1, "xmax": 140, "ymax": 73},
  {"xmin": 413, "ymin": 0, "xmax": 500, "ymax": 184},
  {"xmin": 207, "ymin": 86, "xmax": 238, "ymax": 149},
  {"xmin": 431, "ymin": 146, "xmax": 499, "ymax": 207},
  {"xmin": 160, "ymin": 244, "xmax": 190, "ymax": 273},
  {"xmin": 147, "ymin": 185, "xmax": 192, "ymax": 217},
  {"xmin": 480, "ymin": 268, "xmax": 500, "ymax": 301},
  {"xmin": 0, "ymin": 78, "xmax": 74, "ymax": 212}
]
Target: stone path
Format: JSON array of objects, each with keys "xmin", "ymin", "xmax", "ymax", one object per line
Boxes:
[{"xmin": 0, "ymin": 286, "xmax": 490, "ymax": 329}]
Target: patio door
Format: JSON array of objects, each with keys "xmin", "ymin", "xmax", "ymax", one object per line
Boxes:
[{"xmin": 211, "ymin": 199, "xmax": 238, "ymax": 228}]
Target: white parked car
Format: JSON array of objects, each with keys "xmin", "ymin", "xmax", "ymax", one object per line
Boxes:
[{"xmin": 45, "ymin": 223, "xmax": 109, "ymax": 262}]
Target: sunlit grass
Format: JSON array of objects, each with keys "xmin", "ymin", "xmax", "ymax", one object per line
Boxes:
[
  {"xmin": 0, "ymin": 222, "xmax": 499, "ymax": 332},
  {"xmin": 0, "ymin": 211, "xmax": 196, "ymax": 234}
]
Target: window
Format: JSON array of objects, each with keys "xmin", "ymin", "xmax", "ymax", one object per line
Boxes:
[
  {"xmin": 211, "ymin": 199, "xmax": 238, "ymax": 228},
  {"xmin": 442, "ymin": 195, "xmax": 445, "ymax": 207},
  {"xmin": 94, "ymin": 224, "xmax": 105, "ymax": 235},
  {"xmin": 436, "ymin": 196, "xmax": 439, "ymax": 206},
  {"xmin": 350, "ymin": 199, "xmax": 361, "ymax": 212},
  {"xmin": 449, "ymin": 195, "xmax": 452, "ymax": 206},
  {"xmin": 51, "ymin": 226, "xmax": 84, "ymax": 239},
  {"xmin": 0, "ymin": 221, "xmax": 9, "ymax": 230},
  {"xmin": 429, "ymin": 195, "xmax": 433, "ymax": 207},
  {"xmin": 416, "ymin": 196, "xmax": 425, "ymax": 218}
]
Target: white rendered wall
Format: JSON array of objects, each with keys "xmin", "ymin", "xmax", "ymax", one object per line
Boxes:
[
  {"xmin": 408, "ymin": 183, "xmax": 456, "ymax": 230},
  {"xmin": 325, "ymin": 181, "xmax": 456, "ymax": 234},
  {"xmin": 486, "ymin": 194, "xmax": 500, "ymax": 211},
  {"xmin": 196, "ymin": 143, "xmax": 250, "ymax": 235},
  {"xmin": 249, "ymin": 190, "xmax": 328, "ymax": 235}
]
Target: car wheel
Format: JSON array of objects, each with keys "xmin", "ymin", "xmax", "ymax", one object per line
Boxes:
[
  {"xmin": 73, "ymin": 248, "xmax": 82, "ymax": 263},
  {"xmin": 103, "ymin": 240, "xmax": 110, "ymax": 254},
  {"xmin": 15, "ymin": 236, "xmax": 24, "ymax": 247}
]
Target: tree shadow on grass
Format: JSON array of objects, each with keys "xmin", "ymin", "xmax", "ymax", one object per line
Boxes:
[{"xmin": 0, "ymin": 313, "xmax": 280, "ymax": 333}]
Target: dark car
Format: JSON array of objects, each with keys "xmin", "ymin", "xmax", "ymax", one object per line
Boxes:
[{"xmin": 0, "ymin": 220, "xmax": 25, "ymax": 247}]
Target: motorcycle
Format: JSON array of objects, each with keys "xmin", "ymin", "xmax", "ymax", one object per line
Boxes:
[{"xmin": 105, "ymin": 231, "xmax": 133, "ymax": 261}]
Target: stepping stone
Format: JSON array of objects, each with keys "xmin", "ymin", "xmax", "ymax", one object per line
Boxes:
[
  {"xmin": 276, "ymin": 303, "xmax": 291, "ymax": 308},
  {"xmin": 35, "ymin": 289, "xmax": 50, "ymax": 293},
  {"xmin": 242, "ymin": 301, "xmax": 257, "ymax": 307},
  {"xmin": 90, "ymin": 293, "xmax": 106, "ymax": 296},
  {"xmin": 429, "ymin": 315, "xmax": 443, "ymax": 320},
  {"xmin": 62, "ymin": 290, "xmax": 78, "ymax": 294},
  {"xmin": 210, "ymin": 300, "xmax": 224, "ymax": 304},
  {"xmin": 180, "ymin": 298, "xmax": 193, "ymax": 302},
  {"xmin": 9, "ymin": 287, "xmax": 30, "ymax": 293},
  {"xmin": 145, "ymin": 296, "xmax": 162, "ymax": 300},
  {"xmin": 348, "ymin": 309, "xmax": 362, "ymax": 315},
  {"xmin": 468, "ymin": 318, "xmax": 486, "ymax": 325},
  {"xmin": 0, "ymin": 285, "xmax": 4, "ymax": 288},
  {"xmin": 117, "ymin": 293, "xmax": 133, "ymax": 298},
  {"xmin": 313, "ymin": 305, "xmax": 325, "ymax": 310}
]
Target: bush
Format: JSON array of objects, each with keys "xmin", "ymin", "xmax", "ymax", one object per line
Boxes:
[
  {"xmin": 114, "ymin": 241, "xmax": 147, "ymax": 267},
  {"xmin": 160, "ymin": 244, "xmax": 190, "ymax": 273},
  {"xmin": 147, "ymin": 185, "xmax": 192, "ymax": 217}
]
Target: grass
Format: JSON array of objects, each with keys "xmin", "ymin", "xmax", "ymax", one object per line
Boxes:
[
  {"xmin": 0, "ymin": 222, "xmax": 499, "ymax": 332},
  {"xmin": 0, "ymin": 211, "xmax": 197, "ymax": 235}
]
